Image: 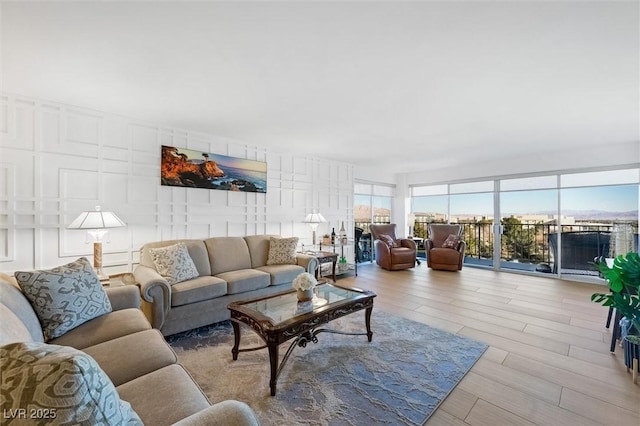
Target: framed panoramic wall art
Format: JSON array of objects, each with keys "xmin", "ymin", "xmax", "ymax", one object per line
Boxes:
[{"xmin": 160, "ymin": 145, "xmax": 267, "ymax": 193}]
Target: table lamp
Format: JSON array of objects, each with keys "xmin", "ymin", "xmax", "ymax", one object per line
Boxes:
[
  {"xmin": 303, "ymin": 212, "xmax": 326, "ymax": 245},
  {"xmin": 68, "ymin": 206, "xmax": 126, "ymax": 279}
]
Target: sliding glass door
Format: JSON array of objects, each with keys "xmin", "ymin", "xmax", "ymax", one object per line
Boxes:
[
  {"xmin": 449, "ymin": 182, "xmax": 494, "ymax": 268},
  {"xmin": 499, "ymin": 176, "xmax": 559, "ymax": 274},
  {"xmin": 410, "ymin": 167, "xmax": 639, "ymax": 281}
]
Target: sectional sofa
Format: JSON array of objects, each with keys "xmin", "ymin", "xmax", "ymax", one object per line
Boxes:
[
  {"xmin": 134, "ymin": 235, "xmax": 318, "ymax": 336},
  {"xmin": 0, "ymin": 274, "xmax": 259, "ymax": 425}
]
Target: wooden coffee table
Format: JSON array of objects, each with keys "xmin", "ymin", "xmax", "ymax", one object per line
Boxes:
[{"xmin": 227, "ymin": 282, "xmax": 376, "ymax": 396}]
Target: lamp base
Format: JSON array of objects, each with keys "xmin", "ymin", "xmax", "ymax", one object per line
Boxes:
[{"xmin": 93, "ymin": 242, "xmax": 109, "ymax": 282}]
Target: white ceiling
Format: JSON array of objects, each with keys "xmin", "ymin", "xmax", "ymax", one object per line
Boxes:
[{"xmin": 2, "ymin": 1, "xmax": 639, "ymax": 175}]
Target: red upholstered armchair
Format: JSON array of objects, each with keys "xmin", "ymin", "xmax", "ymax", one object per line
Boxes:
[
  {"xmin": 369, "ymin": 224, "xmax": 417, "ymax": 271},
  {"xmin": 426, "ymin": 224, "xmax": 466, "ymax": 271}
]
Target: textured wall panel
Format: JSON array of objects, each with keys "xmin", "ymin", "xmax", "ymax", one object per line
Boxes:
[{"xmin": 0, "ymin": 93, "xmax": 354, "ymax": 272}]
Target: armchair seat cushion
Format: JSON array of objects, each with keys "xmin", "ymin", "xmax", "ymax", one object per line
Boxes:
[
  {"xmin": 257, "ymin": 264, "xmax": 305, "ymax": 285},
  {"xmin": 171, "ymin": 276, "xmax": 227, "ymax": 307},
  {"xmin": 215, "ymin": 269, "xmax": 270, "ymax": 294},
  {"xmin": 391, "ymin": 247, "xmax": 417, "ymax": 264},
  {"xmin": 429, "ymin": 247, "xmax": 462, "ymax": 264}
]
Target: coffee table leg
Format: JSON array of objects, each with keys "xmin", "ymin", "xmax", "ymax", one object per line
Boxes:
[
  {"xmin": 231, "ymin": 321, "xmax": 240, "ymax": 361},
  {"xmin": 365, "ymin": 307, "xmax": 373, "ymax": 342},
  {"xmin": 268, "ymin": 343, "xmax": 278, "ymax": 396}
]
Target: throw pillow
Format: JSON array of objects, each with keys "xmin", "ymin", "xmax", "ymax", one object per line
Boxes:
[
  {"xmin": 378, "ymin": 234, "xmax": 399, "ymax": 248},
  {"xmin": 267, "ymin": 237, "xmax": 299, "ymax": 265},
  {"xmin": 1, "ymin": 342, "xmax": 143, "ymax": 425},
  {"xmin": 149, "ymin": 242, "xmax": 200, "ymax": 285},
  {"xmin": 442, "ymin": 234, "xmax": 463, "ymax": 249},
  {"xmin": 15, "ymin": 257, "xmax": 112, "ymax": 341}
]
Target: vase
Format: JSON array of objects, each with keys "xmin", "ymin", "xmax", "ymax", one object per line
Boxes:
[{"xmin": 296, "ymin": 289, "xmax": 314, "ymax": 302}]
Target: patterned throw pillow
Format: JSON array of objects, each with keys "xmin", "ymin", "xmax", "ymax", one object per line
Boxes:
[
  {"xmin": 1, "ymin": 342, "xmax": 143, "ymax": 425},
  {"xmin": 442, "ymin": 234, "xmax": 463, "ymax": 249},
  {"xmin": 15, "ymin": 257, "xmax": 112, "ymax": 341},
  {"xmin": 267, "ymin": 237, "xmax": 299, "ymax": 265},
  {"xmin": 378, "ymin": 234, "xmax": 399, "ymax": 248},
  {"xmin": 149, "ymin": 242, "xmax": 200, "ymax": 285}
]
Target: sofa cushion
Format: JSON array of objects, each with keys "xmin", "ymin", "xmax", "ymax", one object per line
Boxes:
[
  {"xmin": 149, "ymin": 242, "xmax": 200, "ymax": 285},
  {"xmin": 205, "ymin": 237, "xmax": 252, "ymax": 274},
  {"xmin": 116, "ymin": 364, "xmax": 210, "ymax": 426},
  {"xmin": 257, "ymin": 264, "xmax": 305, "ymax": 286},
  {"xmin": 83, "ymin": 329, "xmax": 177, "ymax": 387},
  {"xmin": 442, "ymin": 234, "xmax": 463, "ymax": 249},
  {"xmin": 0, "ymin": 280, "xmax": 45, "ymax": 344},
  {"xmin": 50, "ymin": 308, "xmax": 151, "ymax": 350},
  {"xmin": 15, "ymin": 257, "xmax": 112, "ymax": 341},
  {"xmin": 215, "ymin": 269, "xmax": 270, "ymax": 294},
  {"xmin": 266, "ymin": 236, "xmax": 299, "ymax": 265},
  {"xmin": 1, "ymin": 342, "xmax": 142, "ymax": 425},
  {"xmin": 171, "ymin": 276, "xmax": 228, "ymax": 307},
  {"xmin": 244, "ymin": 234, "xmax": 278, "ymax": 268}
]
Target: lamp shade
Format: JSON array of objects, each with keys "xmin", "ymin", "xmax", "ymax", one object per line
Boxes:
[
  {"xmin": 68, "ymin": 206, "xmax": 126, "ymax": 229},
  {"xmin": 303, "ymin": 212, "xmax": 327, "ymax": 224}
]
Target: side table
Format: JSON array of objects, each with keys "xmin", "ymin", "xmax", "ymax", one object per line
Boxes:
[
  {"xmin": 301, "ymin": 251, "xmax": 338, "ymax": 282},
  {"xmin": 102, "ymin": 272, "xmax": 138, "ymax": 287}
]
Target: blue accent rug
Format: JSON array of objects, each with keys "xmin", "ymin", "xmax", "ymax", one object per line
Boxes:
[{"xmin": 168, "ymin": 311, "xmax": 487, "ymax": 425}]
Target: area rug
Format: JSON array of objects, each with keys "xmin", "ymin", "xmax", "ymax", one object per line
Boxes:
[{"xmin": 167, "ymin": 311, "xmax": 487, "ymax": 426}]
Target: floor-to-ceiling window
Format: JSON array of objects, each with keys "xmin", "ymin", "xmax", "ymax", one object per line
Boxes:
[
  {"xmin": 450, "ymin": 181, "xmax": 494, "ymax": 267},
  {"xmin": 354, "ymin": 181, "xmax": 395, "ymax": 262},
  {"xmin": 558, "ymin": 169, "xmax": 639, "ymax": 277},
  {"xmin": 499, "ymin": 176, "xmax": 558, "ymax": 273},
  {"xmin": 410, "ymin": 167, "xmax": 639, "ymax": 282}
]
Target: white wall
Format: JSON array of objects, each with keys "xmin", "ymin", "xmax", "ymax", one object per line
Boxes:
[{"xmin": 0, "ymin": 94, "xmax": 354, "ymax": 274}]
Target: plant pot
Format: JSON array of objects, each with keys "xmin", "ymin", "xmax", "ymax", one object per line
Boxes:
[
  {"xmin": 623, "ymin": 335, "xmax": 640, "ymax": 384},
  {"xmin": 296, "ymin": 289, "xmax": 314, "ymax": 302}
]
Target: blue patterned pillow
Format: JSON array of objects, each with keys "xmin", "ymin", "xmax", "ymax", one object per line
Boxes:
[
  {"xmin": 15, "ymin": 257, "xmax": 112, "ymax": 341},
  {"xmin": 1, "ymin": 342, "xmax": 142, "ymax": 425}
]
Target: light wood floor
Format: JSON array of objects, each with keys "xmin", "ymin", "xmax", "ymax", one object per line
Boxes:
[{"xmin": 337, "ymin": 262, "xmax": 640, "ymax": 426}]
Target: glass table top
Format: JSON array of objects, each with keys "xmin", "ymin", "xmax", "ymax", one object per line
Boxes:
[{"xmin": 239, "ymin": 284, "xmax": 365, "ymax": 325}]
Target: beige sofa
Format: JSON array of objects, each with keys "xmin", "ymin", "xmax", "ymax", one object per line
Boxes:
[
  {"xmin": 0, "ymin": 276, "xmax": 259, "ymax": 426},
  {"xmin": 134, "ymin": 235, "xmax": 318, "ymax": 336}
]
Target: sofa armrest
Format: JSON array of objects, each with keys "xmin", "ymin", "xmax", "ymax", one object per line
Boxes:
[
  {"xmin": 171, "ymin": 400, "xmax": 260, "ymax": 426},
  {"xmin": 295, "ymin": 254, "xmax": 319, "ymax": 274},
  {"xmin": 104, "ymin": 285, "xmax": 140, "ymax": 311},
  {"xmin": 133, "ymin": 265, "xmax": 171, "ymax": 330}
]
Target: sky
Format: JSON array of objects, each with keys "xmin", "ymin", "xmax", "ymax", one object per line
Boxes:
[
  {"xmin": 411, "ymin": 184, "xmax": 639, "ymax": 217},
  {"xmin": 173, "ymin": 146, "xmax": 267, "ymax": 173}
]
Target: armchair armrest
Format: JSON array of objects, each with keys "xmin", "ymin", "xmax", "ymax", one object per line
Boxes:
[
  {"xmin": 104, "ymin": 286, "xmax": 140, "ymax": 311},
  {"xmin": 426, "ymin": 239, "xmax": 434, "ymax": 251},
  {"xmin": 397, "ymin": 238, "xmax": 417, "ymax": 250},
  {"xmin": 171, "ymin": 400, "xmax": 260, "ymax": 426},
  {"xmin": 133, "ymin": 265, "xmax": 171, "ymax": 330},
  {"xmin": 457, "ymin": 241, "xmax": 467, "ymax": 255},
  {"xmin": 296, "ymin": 254, "xmax": 319, "ymax": 274}
]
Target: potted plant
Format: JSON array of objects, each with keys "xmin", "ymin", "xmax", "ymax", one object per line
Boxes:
[
  {"xmin": 322, "ymin": 234, "xmax": 331, "ymax": 246},
  {"xmin": 592, "ymin": 252, "xmax": 640, "ymax": 383}
]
